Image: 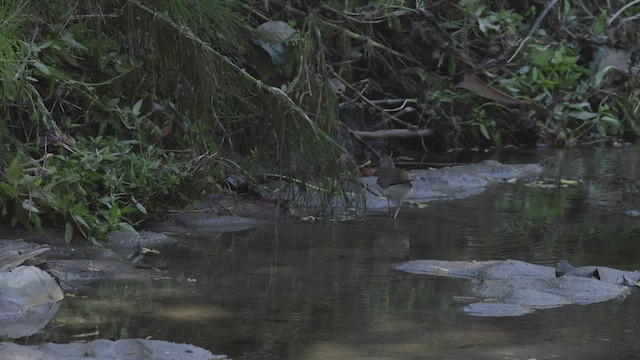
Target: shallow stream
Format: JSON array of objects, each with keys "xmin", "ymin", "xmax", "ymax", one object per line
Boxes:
[{"xmin": 25, "ymin": 146, "xmax": 640, "ymax": 359}]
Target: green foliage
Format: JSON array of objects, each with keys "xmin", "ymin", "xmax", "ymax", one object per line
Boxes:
[
  {"xmin": 515, "ymin": 43, "xmax": 590, "ymax": 96},
  {"xmin": 459, "ymin": 0, "xmax": 525, "ymax": 36},
  {"xmin": 0, "ymin": 155, "xmax": 45, "ymax": 233},
  {"xmin": 500, "ymin": 41, "xmax": 626, "ymax": 142},
  {"xmin": 2, "ymin": 0, "xmax": 640, "ymax": 241},
  {"xmin": 590, "ymin": 10, "xmax": 609, "ymax": 36},
  {"xmin": 0, "ymin": 138, "xmax": 202, "ymax": 243},
  {"xmin": 423, "ymin": 1, "xmax": 639, "ymax": 147},
  {"xmin": 466, "ymin": 107, "xmax": 501, "ymax": 147},
  {"xmin": 0, "ymin": 0, "xmax": 358, "ymax": 241}
]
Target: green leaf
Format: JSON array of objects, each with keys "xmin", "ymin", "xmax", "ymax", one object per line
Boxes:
[
  {"xmin": 30, "ymin": 188, "xmax": 59, "ymax": 208},
  {"xmin": 65, "ymin": 222, "xmax": 74, "ymax": 243},
  {"xmin": 107, "ymin": 204, "xmax": 121, "ymax": 223},
  {"xmin": 88, "ymin": 236, "xmax": 100, "ymax": 245},
  {"xmin": 600, "ymin": 116, "xmax": 620, "ymax": 126},
  {"xmin": 23, "ymin": 40, "xmax": 52, "ymax": 53},
  {"xmin": 116, "ymin": 222, "xmax": 137, "ymax": 234},
  {"xmin": 132, "ymin": 99, "xmax": 144, "ymax": 116},
  {"xmin": 22, "ymin": 199, "xmax": 40, "ymax": 213},
  {"xmin": 0, "ymin": 182, "xmax": 18, "ymax": 199},
  {"xmin": 33, "ymin": 61, "xmax": 51, "ymax": 75},
  {"xmin": 117, "ymin": 205, "xmax": 135, "ymax": 214},
  {"xmin": 73, "ymin": 214, "xmax": 89, "ymax": 228},
  {"xmin": 569, "ymin": 111, "xmax": 597, "ymax": 121},
  {"xmin": 61, "ymin": 31, "xmax": 88, "ymax": 51},
  {"xmin": 479, "ymin": 123, "xmax": 490, "ymax": 140},
  {"xmin": 448, "ymin": 57, "xmax": 457, "ymax": 76},
  {"xmin": 5, "ymin": 156, "xmax": 22, "ymax": 185},
  {"xmin": 132, "ymin": 196, "xmax": 147, "ymax": 214},
  {"xmin": 107, "ymin": 98, "xmax": 120, "ymax": 107}
]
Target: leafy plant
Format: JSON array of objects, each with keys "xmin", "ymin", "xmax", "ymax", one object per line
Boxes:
[
  {"xmin": 459, "ymin": 0, "xmax": 525, "ymax": 37},
  {"xmin": 0, "ymin": 138, "xmax": 209, "ymax": 244},
  {"xmin": 499, "ymin": 41, "xmax": 626, "ymax": 143}
]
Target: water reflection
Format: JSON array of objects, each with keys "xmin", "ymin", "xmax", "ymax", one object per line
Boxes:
[{"xmin": 27, "ymin": 146, "xmax": 640, "ymax": 359}]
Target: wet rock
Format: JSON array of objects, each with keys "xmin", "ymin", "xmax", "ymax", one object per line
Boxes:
[
  {"xmin": 0, "ymin": 265, "xmax": 64, "ymax": 338},
  {"xmin": 109, "ymin": 230, "xmax": 170, "ymax": 249},
  {"xmin": 624, "ymin": 209, "xmax": 640, "ymax": 217},
  {"xmin": 621, "ymin": 275, "xmax": 639, "ymax": 287},
  {"xmin": 0, "ymin": 266, "xmax": 63, "ymax": 307},
  {"xmin": 0, "ymin": 302, "xmax": 60, "ymax": 338},
  {"xmin": 172, "ymin": 213, "xmax": 266, "ymax": 232},
  {"xmin": 364, "ymin": 160, "xmax": 543, "ymax": 210},
  {"xmin": 463, "ymin": 302, "xmax": 534, "ymax": 317},
  {"xmin": 46, "ymin": 259, "xmax": 152, "ymax": 288},
  {"xmin": 0, "ymin": 298, "xmax": 25, "ymax": 321},
  {"xmin": 556, "ymin": 259, "xmax": 600, "ymax": 279},
  {"xmin": 465, "ymin": 160, "xmax": 543, "ymax": 181},
  {"xmin": 394, "ymin": 259, "xmax": 640, "ymax": 317},
  {"xmin": 0, "ymin": 339, "xmax": 229, "ymax": 360},
  {"xmin": 0, "ymin": 208, "xmax": 249, "ymax": 359},
  {"xmin": 0, "ymin": 245, "xmax": 50, "ymax": 272}
]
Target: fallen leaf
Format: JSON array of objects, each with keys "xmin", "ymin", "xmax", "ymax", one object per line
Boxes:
[{"xmin": 456, "ymin": 73, "xmax": 527, "ymax": 105}]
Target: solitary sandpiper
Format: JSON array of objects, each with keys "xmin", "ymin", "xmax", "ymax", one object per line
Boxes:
[{"xmin": 377, "ymin": 155, "xmax": 412, "ymax": 218}]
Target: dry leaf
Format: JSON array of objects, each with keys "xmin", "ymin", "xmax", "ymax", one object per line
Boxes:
[{"xmin": 456, "ymin": 73, "xmax": 527, "ymax": 106}]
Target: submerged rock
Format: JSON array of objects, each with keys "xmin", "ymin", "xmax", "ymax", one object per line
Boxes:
[
  {"xmin": 624, "ymin": 209, "xmax": 640, "ymax": 217},
  {"xmin": 394, "ymin": 259, "xmax": 640, "ymax": 317},
  {"xmin": 0, "ymin": 339, "xmax": 229, "ymax": 360}
]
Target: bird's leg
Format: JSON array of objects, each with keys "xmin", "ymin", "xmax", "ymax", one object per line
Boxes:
[
  {"xmin": 387, "ymin": 198, "xmax": 391, "ymax": 215},
  {"xmin": 393, "ymin": 202, "xmax": 401, "ymax": 218}
]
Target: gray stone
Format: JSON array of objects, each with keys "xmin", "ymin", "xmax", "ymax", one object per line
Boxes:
[
  {"xmin": 364, "ymin": 160, "xmax": 543, "ymax": 210},
  {"xmin": 394, "ymin": 259, "xmax": 640, "ymax": 317},
  {"xmin": 0, "ymin": 339, "xmax": 229, "ymax": 360},
  {"xmin": 173, "ymin": 213, "xmax": 265, "ymax": 232}
]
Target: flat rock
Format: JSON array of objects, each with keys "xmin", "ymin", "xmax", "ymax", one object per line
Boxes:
[
  {"xmin": 0, "ymin": 266, "xmax": 64, "ymax": 338},
  {"xmin": 172, "ymin": 213, "xmax": 265, "ymax": 232},
  {"xmin": 0, "ymin": 339, "xmax": 228, "ymax": 360},
  {"xmin": 363, "ymin": 160, "xmax": 543, "ymax": 209},
  {"xmin": 109, "ymin": 230, "xmax": 170, "ymax": 249},
  {"xmin": 394, "ymin": 259, "xmax": 640, "ymax": 316},
  {"xmin": 0, "ymin": 266, "xmax": 63, "ymax": 307}
]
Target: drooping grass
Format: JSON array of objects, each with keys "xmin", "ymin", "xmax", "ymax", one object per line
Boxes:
[{"xmin": 0, "ymin": 0, "xmax": 361, "ymax": 241}]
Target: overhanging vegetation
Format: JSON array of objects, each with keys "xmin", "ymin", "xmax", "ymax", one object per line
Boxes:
[{"xmin": 1, "ymin": 0, "xmax": 639, "ymax": 242}]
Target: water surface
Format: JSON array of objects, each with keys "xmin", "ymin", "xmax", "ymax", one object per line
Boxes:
[{"xmin": 30, "ymin": 146, "xmax": 640, "ymax": 359}]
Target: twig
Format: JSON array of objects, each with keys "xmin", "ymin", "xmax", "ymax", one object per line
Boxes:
[
  {"xmin": 343, "ymin": 124, "xmax": 381, "ymax": 159},
  {"xmin": 527, "ymin": 0, "xmax": 560, "ymax": 38},
  {"xmin": 331, "ymin": 69, "xmax": 418, "ymax": 129},
  {"xmin": 339, "ymin": 98, "xmax": 415, "ymax": 109},
  {"xmin": 129, "ymin": 0, "xmax": 322, "ymax": 136},
  {"xmin": 14, "ymin": 24, "xmax": 38, "ymax": 81},
  {"xmin": 373, "ymin": 106, "xmax": 416, "ymax": 128},
  {"xmin": 285, "ymin": 5, "xmax": 424, "ymax": 68},
  {"xmin": 608, "ymin": 0, "xmax": 640, "ymax": 26},
  {"xmin": 321, "ymin": 4, "xmax": 416, "ymax": 24}
]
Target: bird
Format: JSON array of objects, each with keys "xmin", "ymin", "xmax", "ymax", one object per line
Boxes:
[{"xmin": 376, "ymin": 155, "xmax": 412, "ymax": 218}]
